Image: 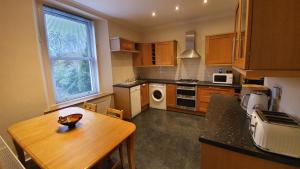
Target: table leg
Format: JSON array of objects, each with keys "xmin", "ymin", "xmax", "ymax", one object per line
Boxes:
[
  {"xmin": 12, "ymin": 139, "xmax": 26, "ymax": 166},
  {"xmin": 119, "ymin": 143, "xmax": 124, "ymax": 168},
  {"xmin": 126, "ymin": 133, "xmax": 136, "ymax": 169}
]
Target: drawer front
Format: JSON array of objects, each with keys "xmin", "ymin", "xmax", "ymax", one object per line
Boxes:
[{"xmin": 197, "ymin": 86, "xmax": 235, "ymax": 113}]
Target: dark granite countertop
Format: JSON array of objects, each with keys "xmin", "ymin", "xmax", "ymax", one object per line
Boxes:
[
  {"xmin": 199, "ymin": 95, "xmax": 300, "ymax": 167},
  {"xmin": 113, "ymin": 79, "xmax": 241, "ymax": 89},
  {"xmin": 112, "ymin": 80, "xmax": 147, "ymax": 88}
]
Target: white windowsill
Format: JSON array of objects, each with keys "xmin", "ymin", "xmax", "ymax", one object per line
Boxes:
[{"xmin": 46, "ymin": 92, "xmax": 114, "ymax": 112}]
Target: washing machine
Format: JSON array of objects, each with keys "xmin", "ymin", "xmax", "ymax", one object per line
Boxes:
[{"xmin": 149, "ymin": 83, "xmax": 167, "ymax": 110}]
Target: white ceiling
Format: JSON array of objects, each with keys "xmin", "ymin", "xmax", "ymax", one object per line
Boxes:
[{"xmin": 73, "ymin": 0, "xmax": 236, "ymax": 28}]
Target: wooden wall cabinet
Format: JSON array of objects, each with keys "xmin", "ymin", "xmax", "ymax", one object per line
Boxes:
[
  {"xmin": 233, "ymin": 0, "xmax": 300, "ymax": 78},
  {"xmin": 133, "ymin": 41, "xmax": 177, "ymax": 67},
  {"xmin": 140, "ymin": 83, "xmax": 149, "ymax": 108},
  {"xmin": 133, "ymin": 43, "xmax": 153, "ymax": 67},
  {"xmin": 197, "ymin": 86, "xmax": 235, "ymax": 113},
  {"xmin": 110, "ymin": 37, "xmax": 138, "ymax": 53},
  {"xmin": 155, "ymin": 41, "xmax": 177, "ymax": 66},
  {"xmin": 205, "ymin": 33, "xmax": 235, "ymax": 65},
  {"xmin": 166, "ymin": 84, "xmax": 177, "ymax": 108}
]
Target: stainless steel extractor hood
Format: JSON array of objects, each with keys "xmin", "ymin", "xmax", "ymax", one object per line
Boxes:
[{"xmin": 178, "ymin": 31, "xmax": 201, "ymax": 59}]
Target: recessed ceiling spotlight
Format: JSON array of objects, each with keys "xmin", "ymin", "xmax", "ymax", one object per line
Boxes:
[
  {"xmin": 152, "ymin": 12, "xmax": 156, "ymax": 17},
  {"xmin": 204, "ymin": 0, "xmax": 208, "ymax": 4},
  {"xmin": 175, "ymin": 5, "xmax": 180, "ymax": 11}
]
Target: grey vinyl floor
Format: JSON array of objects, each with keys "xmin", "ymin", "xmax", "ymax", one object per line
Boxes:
[
  {"xmin": 123, "ymin": 108, "xmax": 205, "ymax": 169},
  {"xmin": 27, "ymin": 108, "xmax": 205, "ymax": 169}
]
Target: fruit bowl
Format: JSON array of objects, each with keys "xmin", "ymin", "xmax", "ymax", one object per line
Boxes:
[{"xmin": 58, "ymin": 114, "xmax": 83, "ymax": 128}]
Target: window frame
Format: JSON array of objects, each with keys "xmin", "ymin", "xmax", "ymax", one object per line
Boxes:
[{"xmin": 42, "ymin": 6, "xmax": 100, "ymax": 104}]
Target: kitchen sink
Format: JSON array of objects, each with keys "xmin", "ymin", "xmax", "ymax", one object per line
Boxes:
[{"xmin": 120, "ymin": 80, "xmax": 137, "ymax": 85}]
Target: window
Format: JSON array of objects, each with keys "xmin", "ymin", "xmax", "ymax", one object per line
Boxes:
[{"xmin": 43, "ymin": 6, "xmax": 99, "ymax": 103}]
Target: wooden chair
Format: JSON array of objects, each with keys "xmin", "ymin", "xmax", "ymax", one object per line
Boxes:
[
  {"xmin": 106, "ymin": 108, "xmax": 123, "ymax": 120},
  {"xmin": 83, "ymin": 102, "xmax": 97, "ymax": 112},
  {"xmin": 106, "ymin": 108, "xmax": 124, "ymax": 169}
]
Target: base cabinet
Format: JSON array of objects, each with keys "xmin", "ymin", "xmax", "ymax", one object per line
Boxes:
[
  {"xmin": 140, "ymin": 83, "xmax": 149, "ymax": 108},
  {"xmin": 197, "ymin": 86, "xmax": 235, "ymax": 113},
  {"xmin": 113, "ymin": 87, "xmax": 132, "ymax": 120},
  {"xmin": 166, "ymin": 84, "xmax": 177, "ymax": 108},
  {"xmin": 201, "ymin": 143, "xmax": 298, "ymax": 169}
]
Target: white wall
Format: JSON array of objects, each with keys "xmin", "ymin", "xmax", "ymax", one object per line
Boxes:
[
  {"xmin": 264, "ymin": 78, "xmax": 300, "ymax": 120},
  {"xmin": 0, "ymin": 0, "xmax": 48, "ymax": 148},
  {"xmin": 137, "ymin": 15, "xmax": 235, "ymax": 81},
  {"xmin": 0, "ymin": 0, "xmax": 115, "ymax": 150},
  {"xmin": 108, "ymin": 21, "xmax": 143, "ymax": 84}
]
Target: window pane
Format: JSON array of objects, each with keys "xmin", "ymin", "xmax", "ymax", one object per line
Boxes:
[
  {"xmin": 52, "ymin": 60, "xmax": 94, "ymax": 102},
  {"xmin": 43, "ymin": 7, "xmax": 99, "ymax": 103},
  {"xmin": 44, "ymin": 11, "xmax": 90, "ymax": 58}
]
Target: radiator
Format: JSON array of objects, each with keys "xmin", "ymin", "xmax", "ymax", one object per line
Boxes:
[{"xmin": 0, "ymin": 136, "xmax": 25, "ymax": 169}]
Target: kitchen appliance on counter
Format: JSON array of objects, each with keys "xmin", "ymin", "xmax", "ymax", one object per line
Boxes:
[
  {"xmin": 212, "ymin": 73, "xmax": 233, "ymax": 84},
  {"xmin": 250, "ymin": 110, "xmax": 300, "ymax": 158},
  {"xmin": 241, "ymin": 92, "xmax": 269, "ymax": 116},
  {"xmin": 176, "ymin": 83, "xmax": 197, "ymax": 111}
]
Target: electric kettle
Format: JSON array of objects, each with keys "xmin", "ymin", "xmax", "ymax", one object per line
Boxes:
[{"xmin": 241, "ymin": 92, "xmax": 269, "ymax": 116}]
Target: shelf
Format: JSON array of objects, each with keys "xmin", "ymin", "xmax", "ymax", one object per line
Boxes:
[
  {"xmin": 111, "ymin": 50, "xmax": 139, "ymax": 53},
  {"xmin": 233, "ymin": 66, "xmax": 300, "ymax": 79},
  {"xmin": 134, "ymin": 65, "xmax": 177, "ymax": 68},
  {"xmin": 206, "ymin": 64, "xmax": 232, "ymax": 67}
]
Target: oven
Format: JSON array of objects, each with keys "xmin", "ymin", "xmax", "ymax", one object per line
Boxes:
[{"xmin": 176, "ymin": 84, "xmax": 197, "ymax": 111}]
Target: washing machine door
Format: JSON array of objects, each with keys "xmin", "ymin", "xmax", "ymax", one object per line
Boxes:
[{"xmin": 152, "ymin": 89, "xmax": 164, "ymax": 102}]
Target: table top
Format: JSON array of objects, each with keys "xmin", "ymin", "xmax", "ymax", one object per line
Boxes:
[{"xmin": 8, "ymin": 107, "xmax": 136, "ymax": 169}]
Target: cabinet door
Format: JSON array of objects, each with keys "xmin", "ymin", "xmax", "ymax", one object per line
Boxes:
[
  {"xmin": 133, "ymin": 44, "xmax": 143, "ymax": 67},
  {"xmin": 142, "ymin": 43, "xmax": 153, "ymax": 66},
  {"xmin": 233, "ymin": 1, "xmax": 242, "ymax": 68},
  {"xmin": 205, "ymin": 33, "xmax": 235, "ymax": 65},
  {"xmin": 120, "ymin": 38, "xmax": 134, "ymax": 50},
  {"xmin": 155, "ymin": 41, "xmax": 177, "ymax": 66},
  {"xmin": 133, "ymin": 43, "xmax": 153, "ymax": 67},
  {"xmin": 140, "ymin": 83, "xmax": 149, "ymax": 107},
  {"xmin": 235, "ymin": 0, "xmax": 249, "ymax": 69},
  {"xmin": 166, "ymin": 84, "xmax": 177, "ymax": 108},
  {"xmin": 249, "ymin": 0, "xmax": 300, "ymax": 70}
]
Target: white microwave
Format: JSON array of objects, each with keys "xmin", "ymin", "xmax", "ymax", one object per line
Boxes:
[{"xmin": 212, "ymin": 73, "xmax": 233, "ymax": 84}]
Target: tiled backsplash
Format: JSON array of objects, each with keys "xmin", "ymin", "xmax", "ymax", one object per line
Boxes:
[{"xmin": 136, "ymin": 58, "xmax": 234, "ymax": 81}]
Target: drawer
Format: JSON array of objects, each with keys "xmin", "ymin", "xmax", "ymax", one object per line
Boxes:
[{"xmin": 198, "ymin": 87, "xmax": 234, "ymax": 96}]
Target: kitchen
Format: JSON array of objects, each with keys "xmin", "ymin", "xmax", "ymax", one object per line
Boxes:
[{"xmin": 1, "ymin": 0, "xmax": 300, "ymax": 169}]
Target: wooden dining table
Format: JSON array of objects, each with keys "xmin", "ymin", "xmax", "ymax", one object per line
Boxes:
[{"xmin": 8, "ymin": 107, "xmax": 136, "ymax": 169}]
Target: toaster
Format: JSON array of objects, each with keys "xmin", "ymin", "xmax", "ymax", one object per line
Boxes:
[{"xmin": 250, "ymin": 110, "xmax": 300, "ymax": 158}]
